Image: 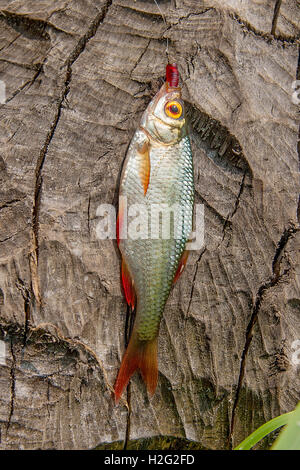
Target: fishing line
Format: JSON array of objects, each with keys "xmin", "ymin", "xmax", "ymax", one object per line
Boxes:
[{"xmin": 153, "ymin": 0, "xmax": 169, "ymax": 58}]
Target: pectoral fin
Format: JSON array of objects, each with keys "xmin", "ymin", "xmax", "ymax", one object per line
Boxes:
[{"xmin": 137, "ymin": 140, "xmax": 150, "ymax": 196}]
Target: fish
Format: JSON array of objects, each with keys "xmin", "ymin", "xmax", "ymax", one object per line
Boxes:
[{"xmin": 114, "ymin": 63, "xmax": 194, "ymax": 402}]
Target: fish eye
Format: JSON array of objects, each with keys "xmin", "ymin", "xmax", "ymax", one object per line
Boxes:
[{"xmin": 165, "ymin": 100, "xmax": 183, "ymax": 119}]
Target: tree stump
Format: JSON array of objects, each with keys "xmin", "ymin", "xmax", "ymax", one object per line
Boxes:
[{"xmin": 0, "ymin": 0, "xmax": 299, "ymax": 450}]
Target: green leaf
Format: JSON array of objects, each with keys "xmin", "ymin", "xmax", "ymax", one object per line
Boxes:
[
  {"xmin": 272, "ymin": 402, "xmax": 300, "ymax": 450},
  {"xmin": 234, "ymin": 412, "xmax": 293, "ymax": 450}
]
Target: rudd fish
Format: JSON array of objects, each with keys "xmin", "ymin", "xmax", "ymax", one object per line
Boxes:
[{"xmin": 114, "ymin": 64, "xmax": 194, "ymax": 402}]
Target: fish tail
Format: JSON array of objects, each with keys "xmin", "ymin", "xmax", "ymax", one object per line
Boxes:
[{"xmin": 114, "ymin": 332, "xmax": 158, "ymax": 403}]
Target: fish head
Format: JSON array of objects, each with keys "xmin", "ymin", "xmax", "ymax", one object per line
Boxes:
[{"xmin": 140, "ymin": 81, "xmax": 187, "ymax": 145}]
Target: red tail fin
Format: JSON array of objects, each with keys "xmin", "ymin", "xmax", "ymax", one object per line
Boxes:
[{"xmin": 114, "ymin": 332, "xmax": 158, "ymax": 403}]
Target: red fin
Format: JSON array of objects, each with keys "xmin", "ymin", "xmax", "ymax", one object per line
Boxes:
[
  {"xmin": 121, "ymin": 258, "xmax": 136, "ymax": 310},
  {"xmin": 173, "ymin": 250, "xmax": 189, "ymax": 284},
  {"xmin": 114, "ymin": 332, "xmax": 158, "ymax": 403},
  {"xmin": 116, "ymin": 212, "xmax": 120, "ymax": 246},
  {"xmin": 137, "ymin": 141, "xmax": 150, "ymax": 196}
]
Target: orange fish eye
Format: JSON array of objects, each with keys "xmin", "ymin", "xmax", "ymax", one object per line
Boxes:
[{"xmin": 165, "ymin": 101, "xmax": 183, "ymax": 119}]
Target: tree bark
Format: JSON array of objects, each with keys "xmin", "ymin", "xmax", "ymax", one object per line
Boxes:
[{"xmin": 0, "ymin": 0, "xmax": 299, "ymax": 450}]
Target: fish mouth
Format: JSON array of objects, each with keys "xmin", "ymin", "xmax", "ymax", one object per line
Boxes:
[{"xmin": 166, "ymin": 84, "xmax": 181, "ymax": 93}]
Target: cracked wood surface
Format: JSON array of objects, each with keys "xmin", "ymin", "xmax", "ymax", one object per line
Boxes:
[{"xmin": 0, "ymin": 0, "xmax": 299, "ymax": 450}]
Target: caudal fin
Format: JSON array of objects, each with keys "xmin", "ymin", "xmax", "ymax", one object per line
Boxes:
[{"xmin": 114, "ymin": 332, "xmax": 158, "ymax": 403}]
